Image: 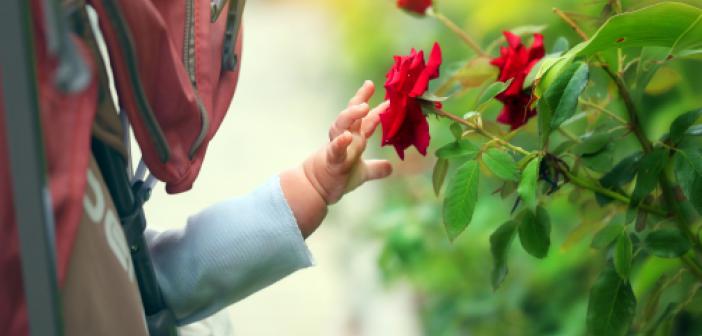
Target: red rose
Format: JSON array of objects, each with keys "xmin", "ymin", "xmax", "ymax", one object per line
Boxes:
[
  {"xmin": 490, "ymin": 32, "xmax": 545, "ymax": 130},
  {"xmin": 397, "ymin": 0, "xmax": 432, "ymax": 15},
  {"xmin": 381, "ymin": 42, "xmax": 442, "ymax": 159}
]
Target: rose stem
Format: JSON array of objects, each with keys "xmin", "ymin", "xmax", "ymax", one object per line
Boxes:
[
  {"xmin": 562, "ymin": 170, "xmax": 666, "ymax": 217},
  {"xmin": 579, "ymin": 98, "xmax": 628, "ymax": 124},
  {"xmin": 557, "ymin": 128, "xmax": 581, "ymax": 143},
  {"xmin": 427, "ymin": 9, "xmax": 488, "ymax": 57},
  {"xmin": 552, "ymin": 8, "xmax": 589, "ymax": 40},
  {"xmin": 433, "ymin": 108, "xmax": 531, "ymax": 155}
]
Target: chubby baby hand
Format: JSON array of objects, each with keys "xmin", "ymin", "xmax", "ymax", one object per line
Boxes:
[{"xmin": 303, "ymin": 80, "xmax": 393, "ymax": 204}]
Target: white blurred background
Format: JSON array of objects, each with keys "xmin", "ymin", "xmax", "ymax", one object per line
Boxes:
[{"xmin": 144, "ymin": 0, "xmax": 420, "ymax": 335}]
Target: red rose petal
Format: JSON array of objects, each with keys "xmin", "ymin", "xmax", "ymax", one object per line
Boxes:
[{"xmin": 381, "ymin": 43, "xmax": 442, "ymax": 159}]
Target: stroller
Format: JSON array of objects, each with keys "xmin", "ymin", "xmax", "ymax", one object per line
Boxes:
[{"xmin": 1, "ymin": 0, "xmax": 245, "ymax": 334}]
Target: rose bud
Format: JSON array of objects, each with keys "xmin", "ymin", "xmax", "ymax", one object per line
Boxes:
[{"xmin": 397, "ymin": 0, "xmax": 432, "ymax": 16}]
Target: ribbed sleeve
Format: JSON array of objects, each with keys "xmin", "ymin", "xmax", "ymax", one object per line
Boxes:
[{"xmin": 145, "ymin": 176, "xmax": 313, "ymax": 325}]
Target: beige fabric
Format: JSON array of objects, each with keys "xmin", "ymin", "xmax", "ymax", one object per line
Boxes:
[{"xmin": 61, "ymin": 158, "xmax": 148, "ymax": 336}]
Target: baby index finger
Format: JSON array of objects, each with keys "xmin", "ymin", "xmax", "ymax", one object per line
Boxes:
[
  {"xmin": 361, "ymin": 101, "xmax": 389, "ymax": 138},
  {"xmin": 348, "ymin": 80, "xmax": 375, "ymax": 107},
  {"xmin": 331, "ymin": 103, "xmax": 370, "ymax": 137}
]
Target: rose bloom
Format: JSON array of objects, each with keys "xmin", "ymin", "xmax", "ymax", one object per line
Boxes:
[
  {"xmin": 381, "ymin": 42, "xmax": 442, "ymax": 159},
  {"xmin": 397, "ymin": 0, "xmax": 432, "ymax": 15},
  {"xmin": 491, "ymin": 31, "xmax": 545, "ymax": 130}
]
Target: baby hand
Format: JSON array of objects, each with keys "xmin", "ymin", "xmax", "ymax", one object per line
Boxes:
[{"xmin": 303, "ymin": 80, "xmax": 393, "ymax": 204}]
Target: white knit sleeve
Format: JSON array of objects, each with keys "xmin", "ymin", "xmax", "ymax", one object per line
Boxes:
[{"xmin": 145, "ymin": 175, "xmax": 313, "ymax": 325}]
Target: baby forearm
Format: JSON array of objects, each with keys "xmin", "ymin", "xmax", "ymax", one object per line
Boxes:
[{"xmin": 279, "ymin": 164, "xmax": 328, "ymax": 238}]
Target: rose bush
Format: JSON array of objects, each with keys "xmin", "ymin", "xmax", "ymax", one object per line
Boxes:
[{"xmin": 372, "ymin": 1, "xmax": 702, "ymax": 335}]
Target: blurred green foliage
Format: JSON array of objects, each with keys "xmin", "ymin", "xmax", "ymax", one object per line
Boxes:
[{"xmin": 327, "ymin": 0, "xmax": 702, "ymax": 335}]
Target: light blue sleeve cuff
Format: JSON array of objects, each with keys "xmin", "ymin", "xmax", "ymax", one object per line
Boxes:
[{"xmin": 145, "ymin": 175, "xmax": 313, "ymax": 325}]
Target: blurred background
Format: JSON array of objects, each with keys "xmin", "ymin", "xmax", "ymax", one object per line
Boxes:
[{"xmin": 142, "ymin": 0, "xmax": 702, "ymax": 335}]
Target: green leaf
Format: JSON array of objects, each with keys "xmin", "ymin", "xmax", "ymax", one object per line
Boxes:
[
  {"xmin": 482, "ymin": 148, "xmax": 519, "ymax": 182},
  {"xmin": 669, "ymin": 109, "xmax": 702, "ymax": 145},
  {"xmin": 489, "ymin": 220, "xmax": 518, "ymax": 290},
  {"xmin": 687, "ymin": 124, "xmax": 702, "ymax": 136},
  {"xmin": 600, "ymin": 153, "xmax": 643, "ymax": 190},
  {"xmin": 592, "ymin": 223, "xmax": 625, "ymax": 250},
  {"xmin": 644, "ymin": 228, "xmax": 691, "ymax": 258},
  {"xmin": 432, "ymin": 158, "xmax": 449, "ymax": 196},
  {"xmin": 545, "ymin": 62, "xmax": 589, "ymax": 130},
  {"xmin": 509, "ymin": 24, "xmax": 547, "ymax": 36},
  {"xmin": 518, "ymin": 207, "xmax": 551, "ymax": 259},
  {"xmin": 451, "ymin": 57, "xmax": 499, "ymax": 90},
  {"xmin": 523, "ymin": 58, "xmax": 546, "ymax": 90},
  {"xmin": 614, "ymin": 233, "xmax": 633, "ymax": 279},
  {"xmin": 586, "ymin": 264, "xmax": 636, "ymax": 336},
  {"xmin": 597, "ymin": 153, "xmax": 643, "ymax": 204},
  {"xmin": 573, "ymin": 133, "xmax": 611, "ymax": 156},
  {"xmin": 675, "ymin": 147, "xmax": 702, "ymax": 214},
  {"xmin": 517, "ymin": 157, "xmax": 540, "ymax": 211},
  {"xmin": 435, "ymin": 140, "xmax": 479, "ymax": 159},
  {"xmin": 476, "ymin": 79, "xmax": 512, "ymax": 107},
  {"xmin": 573, "ymin": 132, "xmax": 614, "ymax": 173},
  {"xmin": 576, "ymin": 2, "xmax": 702, "ymax": 57},
  {"xmin": 644, "ymin": 65, "xmax": 681, "ymax": 95},
  {"xmin": 419, "ymin": 93, "xmax": 449, "ymax": 102},
  {"xmin": 552, "ymin": 36, "xmax": 570, "ymax": 54},
  {"xmin": 631, "ymin": 149, "xmax": 667, "ymax": 207},
  {"xmin": 443, "ymin": 160, "xmax": 479, "ymax": 241}
]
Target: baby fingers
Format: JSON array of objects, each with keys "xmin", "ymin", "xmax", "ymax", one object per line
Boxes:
[
  {"xmin": 361, "ymin": 101, "xmax": 389, "ymax": 138},
  {"xmin": 348, "ymin": 80, "xmax": 375, "ymax": 107},
  {"xmin": 327, "ymin": 131, "xmax": 354, "ymax": 164},
  {"xmin": 364, "ymin": 159, "xmax": 393, "ymax": 181},
  {"xmin": 329, "ymin": 103, "xmax": 370, "ymax": 140}
]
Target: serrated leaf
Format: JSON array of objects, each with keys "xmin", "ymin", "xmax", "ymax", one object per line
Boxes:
[
  {"xmin": 518, "ymin": 207, "xmax": 551, "ymax": 258},
  {"xmin": 614, "ymin": 233, "xmax": 632, "ymax": 279},
  {"xmin": 435, "ymin": 140, "xmax": 479, "ymax": 159},
  {"xmin": 443, "ymin": 160, "xmax": 479, "ymax": 241},
  {"xmin": 644, "ymin": 228, "xmax": 691, "ymax": 258},
  {"xmin": 597, "ymin": 153, "xmax": 643, "ymax": 205},
  {"xmin": 592, "ymin": 223, "xmax": 625, "ymax": 249},
  {"xmin": 587, "ymin": 264, "xmax": 637, "ymax": 336},
  {"xmin": 517, "ymin": 157, "xmax": 540, "ymax": 211},
  {"xmin": 433, "ymin": 158, "xmax": 449, "ymax": 196},
  {"xmin": 674, "ymin": 147, "xmax": 702, "ymax": 212},
  {"xmin": 546, "ymin": 62, "xmax": 589, "ymax": 129},
  {"xmin": 490, "ymin": 220, "xmax": 518, "ymax": 290},
  {"xmin": 476, "ymin": 79, "xmax": 513, "ymax": 107},
  {"xmin": 631, "ymin": 149, "xmax": 667, "ymax": 207},
  {"xmin": 669, "ymin": 109, "xmax": 702, "ymax": 145},
  {"xmin": 600, "ymin": 153, "xmax": 643, "ymax": 189},
  {"xmin": 482, "ymin": 148, "xmax": 519, "ymax": 182},
  {"xmin": 576, "ymin": 2, "xmax": 702, "ymax": 56}
]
